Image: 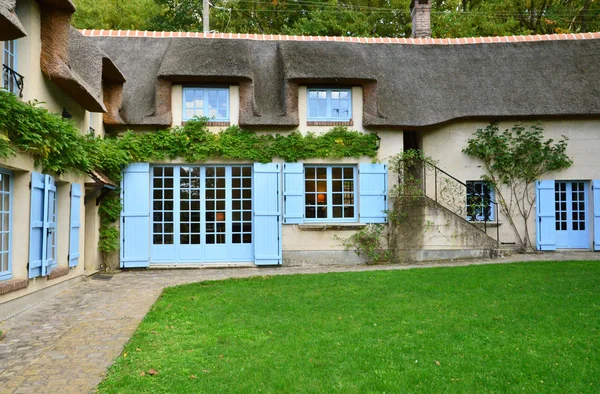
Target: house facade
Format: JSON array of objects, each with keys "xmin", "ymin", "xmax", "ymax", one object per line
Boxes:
[
  {"xmin": 84, "ymin": 27, "xmax": 600, "ymax": 267},
  {"xmin": 0, "ymin": 0, "xmax": 124, "ymax": 320},
  {"xmin": 1, "ymin": 0, "xmax": 599, "ymax": 317}
]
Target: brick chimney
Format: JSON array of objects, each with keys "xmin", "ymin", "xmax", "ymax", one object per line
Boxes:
[{"xmin": 410, "ymin": 0, "xmax": 431, "ymax": 38}]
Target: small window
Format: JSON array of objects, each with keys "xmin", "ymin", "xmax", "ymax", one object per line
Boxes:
[
  {"xmin": 305, "ymin": 166, "xmax": 356, "ymax": 222},
  {"xmin": 2, "ymin": 40, "xmax": 19, "ymax": 95},
  {"xmin": 0, "ymin": 170, "xmax": 12, "ymax": 281},
  {"xmin": 307, "ymin": 88, "xmax": 351, "ymax": 121},
  {"xmin": 183, "ymin": 87, "xmax": 229, "ymax": 121},
  {"xmin": 466, "ymin": 181, "xmax": 494, "ymax": 221}
]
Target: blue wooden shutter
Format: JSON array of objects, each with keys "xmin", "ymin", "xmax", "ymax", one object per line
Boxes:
[
  {"xmin": 253, "ymin": 163, "xmax": 282, "ymax": 265},
  {"xmin": 536, "ymin": 180, "xmax": 556, "ymax": 251},
  {"xmin": 120, "ymin": 163, "xmax": 150, "ymax": 268},
  {"xmin": 46, "ymin": 175, "xmax": 57, "ymax": 272},
  {"xmin": 29, "ymin": 172, "xmax": 46, "ymax": 278},
  {"xmin": 283, "ymin": 163, "xmax": 304, "ymax": 224},
  {"xmin": 359, "ymin": 163, "xmax": 388, "ymax": 223},
  {"xmin": 69, "ymin": 183, "xmax": 82, "ymax": 268},
  {"xmin": 593, "ymin": 180, "xmax": 600, "ymax": 251}
]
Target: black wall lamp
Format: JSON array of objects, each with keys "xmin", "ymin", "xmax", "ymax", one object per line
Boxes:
[{"xmin": 61, "ymin": 108, "xmax": 72, "ymax": 119}]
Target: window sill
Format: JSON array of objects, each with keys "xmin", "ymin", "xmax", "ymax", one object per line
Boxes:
[
  {"xmin": 307, "ymin": 120, "xmax": 353, "ymax": 127},
  {"xmin": 182, "ymin": 121, "xmax": 230, "ymax": 127},
  {"xmin": 469, "ymin": 221, "xmax": 502, "ymax": 228},
  {"xmin": 297, "ymin": 223, "xmax": 366, "ymax": 231},
  {"xmin": 0, "ymin": 278, "xmax": 28, "ymax": 296}
]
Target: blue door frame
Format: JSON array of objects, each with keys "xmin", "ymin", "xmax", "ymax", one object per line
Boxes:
[
  {"xmin": 150, "ymin": 165, "xmax": 254, "ymax": 264},
  {"xmin": 555, "ymin": 181, "xmax": 590, "ymax": 249}
]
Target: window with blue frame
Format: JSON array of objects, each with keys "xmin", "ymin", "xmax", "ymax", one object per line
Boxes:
[
  {"xmin": 0, "ymin": 169, "xmax": 12, "ymax": 281},
  {"xmin": 466, "ymin": 180, "xmax": 494, "ymax": 221},
  {"xmin": 2, "ymin": 40, "xmax": 19, "ymax": 95},
  {"xmin": 307, "ymin": 88, "xmax": 352, "ymax": 121},
  {"xmin": 183, "ymin": 87, "xmax": 229, "ymax": 121},
  {"xmin": 305, "ymin": 166, "xmax": 356, "ymax": 221}
]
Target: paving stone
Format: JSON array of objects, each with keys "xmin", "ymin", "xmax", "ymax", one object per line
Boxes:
[{"xmin": 0, "ymin": 251, "xmax": 598, "ymax": 393}]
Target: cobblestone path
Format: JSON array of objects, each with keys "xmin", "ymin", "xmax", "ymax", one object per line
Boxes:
[{"xmin": 0, "ymin": 251, "xmax": 598, "ymax": 393}]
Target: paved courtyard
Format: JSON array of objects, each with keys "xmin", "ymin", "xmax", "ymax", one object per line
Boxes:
[{"xmin": 0, "ymin": 251, "xmax": 598, "ymax": 393}]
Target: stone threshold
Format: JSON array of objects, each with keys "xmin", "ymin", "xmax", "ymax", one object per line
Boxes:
[{"xmin": 48, "ymin": 267, "xmax": 70, "ymax": 280}]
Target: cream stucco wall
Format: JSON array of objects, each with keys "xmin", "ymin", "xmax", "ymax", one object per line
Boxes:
[
  {"xmin": 0, "ymin": 151, "xmax": 88, "ymax": 305},
  {"xmin": 1, "ymin": 0, "xmax": 102, "ymax": 307},
  {"xmin": 421, "ymin": 118, "xmax": 600, "ymax": 249},
  {"xmin": 166, "ymin": 84, "xmax": 403, "ymax": 255},
  {"xmin": 15, "ymin": 0, "xmax": 87, "ymax": 132}
]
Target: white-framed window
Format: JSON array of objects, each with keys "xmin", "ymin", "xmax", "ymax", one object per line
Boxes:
[
  {"xmin": 0, "ymin": 169, "xmax": 12, "ymax": 281},
  {"xmin": 305, "ymin": 166, "xmax": 356, "ymax": 222},
  {"xmin": 2, "ymin": 40, "xmax": 18, "ymax": 95},
  {"xmin": 307, "ymin": 88, "xmax": 352, "ymax": 121},
  {"xmin": 466, "ymin": 180, "xmax": 494, "ymax": 221},
  {"xmin": 183, "ymin": 87, "xmax": 229, "ymax": 121}
]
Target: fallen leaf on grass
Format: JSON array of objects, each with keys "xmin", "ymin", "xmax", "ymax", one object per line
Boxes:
[
  {"xmin": 203, "ymin": 370, "xmax": 210, "ymax": 373},
  {"xmin": 435, "ymin": 361, "xmax": 440, "ymax": 366},
  {"xmin": 190, "ymin": 375, "xmax": 197, "ymax": 379},
  {"xmin": 139, "ymin": 371, "xmax": 145, "ymax": 377},
  {"xmin": 136, "ymin": 348, "xmax": 142, "ymax": 352},
  {"xmin": 123, "ymin": 353, "xmax": 128, "ymax": 358},
  {"xmin": 148, "ymin": 369, "xmax": 159, "ymax": 376}
]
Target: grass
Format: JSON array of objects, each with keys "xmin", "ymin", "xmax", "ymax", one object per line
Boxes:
[{"xmin": 98, "ymin": 261, "xmax": 600, "ymax": 393}]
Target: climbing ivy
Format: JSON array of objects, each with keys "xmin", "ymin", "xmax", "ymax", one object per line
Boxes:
[
  {"xmin": 0, "ymin": 90, "xmax": 94, "ymax": 174},
  {"xmin": 0, "ymin": 90, "xmax": 379, "ymax": 253}
]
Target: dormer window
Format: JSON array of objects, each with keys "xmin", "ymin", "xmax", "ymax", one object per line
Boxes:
[
  {"xmin": 1, "ymin": 40, "xmax": 23, "ymax": 97},
  {"xmin": 307, "ymin": 88, "xmax": 351, "ymax": 121},
  {"xmin": 183, "ymin": 87, "xmax": 229, "ymax": 122}
]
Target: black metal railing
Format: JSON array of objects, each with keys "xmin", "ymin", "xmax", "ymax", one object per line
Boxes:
[
  {"xmin": 403, "ymin": 158, "xmax": 499, "ymax": 247},
  {"xmin": 2, "ymin": 64, "xmax": 24, "ymax": 98}
]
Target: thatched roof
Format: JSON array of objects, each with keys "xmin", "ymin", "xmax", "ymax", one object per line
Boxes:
[
  {"xmin": 37, "ymin": 0, "xmax": 76, "ymax": 12},
  {"xmin": 1, "ymin": 1, "xmax": 125, "ymax": 113},
  {"xmin": 66, "ymin": 27, "xmax": 125, "ymax": 111},
  {"xmin": 89, "ymin": 32, "xmax": 600, "ymax": 128},
  {"xmin": 0, "ymin": 0, "xmax": 26, "ymax": 40}
]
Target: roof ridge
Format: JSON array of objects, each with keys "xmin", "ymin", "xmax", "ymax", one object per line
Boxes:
[{"xmin": 79, "ymin": 29, "xmax": 600, "ymax": 44}]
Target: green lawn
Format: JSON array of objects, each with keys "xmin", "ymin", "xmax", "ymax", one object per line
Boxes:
[{"xmin": 98, "ymin": 261, "xmax": 600, "ymax": 393}]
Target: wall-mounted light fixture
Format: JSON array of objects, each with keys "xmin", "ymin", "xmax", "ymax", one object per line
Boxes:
[
  {"xmin": 61, "ymin": 108, "xmax": 72, "ymax": 120},
  {"xmin": 375, "ymin": 133, "xmax": 381, "ymax": 150}
]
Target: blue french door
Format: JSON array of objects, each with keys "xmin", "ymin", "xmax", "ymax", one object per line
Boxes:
[
  {"xmin": 150, "ymin": 165, "xmax": 253, "ymax": 263},
  {"xmin": 555, "ymin": 181, "xmax": 589, "ymax": 249}
]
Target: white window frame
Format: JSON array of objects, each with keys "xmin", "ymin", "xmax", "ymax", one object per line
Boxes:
[
  {"xmin": 2, "ymin": 40, "xmax": 18, "ymax": 95},
  {"xmin": 466, "ymin": 180, "xmax": 495, "ymax": 221},
  {"xmin": 307, "ymin": 88, "xmax": 352, "ymax": 121},
  {"xmin": 0, "ymin": 168, "xmax": 12, "ymax": 281},
  {"xmin": 304, "ymin": 165, "xmax": 357, "ymax": 222},
  {"xmin": 183, "ymin": 87, "xmax": 230, "ymax": 122}
]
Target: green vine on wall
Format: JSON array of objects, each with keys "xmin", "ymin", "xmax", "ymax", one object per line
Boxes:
[{"xmin": 0, "ymin": 90, "xmax": 379, "ymax": 253}]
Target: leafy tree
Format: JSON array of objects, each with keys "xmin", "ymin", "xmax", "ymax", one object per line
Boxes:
[
  {"xmin": 462, "ymin": 123, "xmax": 573, "ymax": 251},
  {"xmin": 71, "ymin": 0, "xmax": 160, "ymax": 30},
  {"xmin": 72, "ymin": 0, "xmax": 600, "ymax": 37},
  {"xmin": 432, "ymin": 0, "xmax": 600, "ymax": 37},
  {"xmin": 149, "ymin": 0, "xmax": 413, "ymax": 37}
]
